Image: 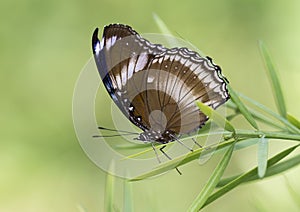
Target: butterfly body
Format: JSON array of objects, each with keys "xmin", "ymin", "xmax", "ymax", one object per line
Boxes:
[{"xmin": 92, "ymin": 24, "xmax": 229, "ymax": 144}]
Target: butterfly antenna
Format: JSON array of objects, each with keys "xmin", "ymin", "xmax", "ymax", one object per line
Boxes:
[
  {"xmin": 94, "ymin": 126, "xmax": 139, "ymax": 138},
  {"xmin": 98, "ymin": 126, "xmax": 139, "ymax": 135},
  {"xmin": 93, "ymin": 133, "xmax": 136, "ymax": 138},
  {"xmin": 192, "ymin": 138, "xmax": 202, "ymax": 148}
]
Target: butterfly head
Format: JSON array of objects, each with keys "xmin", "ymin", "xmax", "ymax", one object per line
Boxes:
[{"xmin": 137, "ymin": 130, "xmax": 176, "ymax": 144}]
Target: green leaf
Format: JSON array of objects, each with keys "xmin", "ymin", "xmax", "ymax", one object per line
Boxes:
[
  {"xmin": 152, "ymin": 13, "xmax": 184, "ymax": 49},
  {"xmin": 246, "ymin": 107, "xmax": 286, "ymax": 130},
  {"xmin": 228, "ymin": 85, "xmax": 259, "ymax": 129},
  {"xmin": 264, "ymin": 153, "xmax": 300, "ymax": 178},
  {"xmin": 124, "ymin": 179, "xmax": 134, "ymax": 212},
  {"xmin": 285, "ymin": 177, "xmax": 300, "ymax": 208},
  {"xmin": 217, "ymin": 143, "xmax": 299, "ymax": 187},
  {"xmin": 188, "ymin": 144, "xmax": 234, "ymax": 211},
  {"xmin": 196, "ymin": 101, "xmax": 235, "ymax": 133},
  {"xmin": 130, "ymin": 139, "xmax": 235, "ymax": 181},
  {"xmin": 203, "ymin": 144, "xmax": 299, "ymax": 208},
  {"xmin": 129, "ymin": 137, "xmax": 262, "ymax": 181},
  {"xmin": 257, "ymin": 136, "xmax": 268, "ymax": 178},
  {"xmin": 153, "ymin": 13, "xmax": 172, "ymax": 35},
  {"xmin": 227, "ymin": 99, "xmax": 286, "ymax": 130},
  {"xmin": 234, "ymin": 138, "xmax": 259, "ymax": 150},
  {"xmin": 129, "ymin": 128, "xmax": 300, "ymax": 181},
  {"xmin": 259, "ymin": 40, "xmax": 287, "ymax": 118},
  {"xmin": 105, "ymin": 161, "xmax": 116, "ymax": 212},
  {"xmin": 76, "ymin": 204, "xmax": 87, "ymax": 212},
  {"xmin": 251, "ymin": 198, "xmax": 268, "ymax": 211},
  {"xmin": 239, "ymin": 93, "xmax": 300, "ymax": 134},
  {"xmin": 287, "ymin": 113, "xmax": 300, "ymax": 129}
]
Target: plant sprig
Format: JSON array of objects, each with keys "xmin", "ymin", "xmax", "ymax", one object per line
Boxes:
[
  {"xmin": 128, "ymin": 15, "xmax": 300, "ymax": 210},
  {"xmin": 102, "ymin": 15, "xmax": 300, "ymax": 211}
]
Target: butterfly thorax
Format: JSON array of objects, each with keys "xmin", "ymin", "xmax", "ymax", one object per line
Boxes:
[{"xmin": 137, "ymin": 130, "xmax": 176, "ymax": 144}]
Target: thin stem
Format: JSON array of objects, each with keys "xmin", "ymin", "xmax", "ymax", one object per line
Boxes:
[{"xmin": 234, "ymin": 130, "xmax": 300, "ymax": 141}]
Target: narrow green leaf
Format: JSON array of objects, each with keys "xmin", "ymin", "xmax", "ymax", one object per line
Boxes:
[
  {"xmin": 130, "ymin": 137, "xmax": 263, "ymax": 181},
  {"xmin": 130, "ymin": 128, "xmax": 300, "ymax": 181},
  {"xmin": 77, "ymin": 204, "xmax": 87, "ymax": 212},
  {"xmin": 130, "ymin": 139, "xmax": 236, "ymax": 181},
  {"xmin": 259, "ymin": 40, "xmax": 287, "ymax": 118},
  {"xmin": 247, "ymin": 107, "xmax": 286, "ymax": 130},
  {"xmin": 257, "ymin": 136, "xmax": 268, "ymax": 178},
  {"xmin": 234, "ymin": 138, "xmax": 259, "ymax": 150},
  {"xmin": 203, "ymin": 144, "xmax": 299, "ymax": 208},
  {"xmin": 228, "ymin": 85, "xmax": 259, "ymax": 129},
  {"xmin": 227, "ymin": 99, "xmax": 286, "ymax": 130},
  {"xmin": 188, "ymin": 144, "xmax": 234, "ymax": 211},
  {"xmin": 217, "ymin": 144, "xmax": 300, "ymax": 187},
  {"xmin": 251, "ymin": 198, "xmax": 268, "ymax": 212},
  {"xmin": 124, "ymin": 180, "xmax": 134, "ymax": 212},
  {"xmin": 153, "ymin": 13, "xmax": 172, "ymax": 35},
  {"xmin": 152, "ymin": 13, "xmax": 184, "ymax": 49},
  {"xmin": 196, "ymin": 101, "xmax": 235, "ymax": 133},
  {"xmin": 105, "ymin": 161, "xmax": 115, "ymax": 212},
  {"xmin": 264, "ymin": 153, "xmax": 300, "ymax": 177},
  {"xmin": 285, "ymin": 177, "xmax": 300, "ymax": 208},
  {"xmin": 287, "ymin": 113, "xmax": 300, "ymax": 129},
  {"xmin": 239, "ymin": 93, "xmax": 300, "ymax": 134}
]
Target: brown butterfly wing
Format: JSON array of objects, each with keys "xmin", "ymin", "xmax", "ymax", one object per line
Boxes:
[{"xmin": 92, "ymin": 24, "xmax": 229, "ymax": 143}]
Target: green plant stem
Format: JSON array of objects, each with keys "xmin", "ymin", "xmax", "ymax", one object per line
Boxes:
[
  {"xmin": 235, "ymin": 130, "xmax": 300, "ymax": 141},
  {"xmin": 130, "ymin": 130, "xmax": 299, "ymax": 181},
  {"xmin": 129, "ymin": 128, "xmax": 300, "ymax": 181}
]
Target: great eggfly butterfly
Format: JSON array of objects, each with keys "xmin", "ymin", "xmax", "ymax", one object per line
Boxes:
[{"xmin": 92, "ymin": 24, "xmax": 229, "ymax": 145}]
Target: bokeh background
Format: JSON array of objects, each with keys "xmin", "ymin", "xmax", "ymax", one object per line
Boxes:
[{"xmin": 1, "ymin": 0, "xmax": 300, "ymax": 211}]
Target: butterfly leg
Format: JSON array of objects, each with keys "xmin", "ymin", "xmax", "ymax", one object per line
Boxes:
[
  {"xmin": 159, "ymin": 145, "xmax": 182, "ymax": 175},
  {"xmin": 151, "ymin": 142, "xmax": 161, "ymax": 163},
  {"xmin": 170, "ymin": 135, "xmax": 193, "ymax": 152},
  {"xmin": 192, "ymin": 138, "xmax": 202, "ymax": 148},
  {"xmin": 159, "ymin": 145, "xmax": 172, "ymax": 160}
]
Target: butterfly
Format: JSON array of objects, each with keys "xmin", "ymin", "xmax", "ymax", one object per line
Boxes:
[{"xmin": 92, "ymin": 24, "xmax": 230, "ymax": 146}]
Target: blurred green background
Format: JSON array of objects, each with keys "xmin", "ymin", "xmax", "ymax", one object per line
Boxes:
[{"xmin": 1, "ymin": 0, "xmax": 300, "ymax": 211}]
